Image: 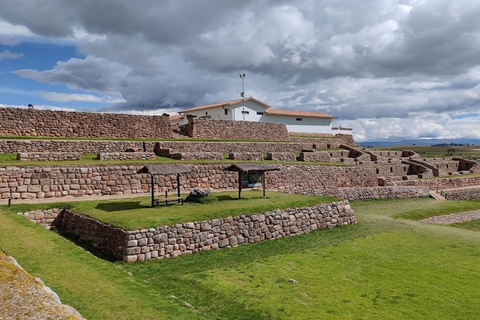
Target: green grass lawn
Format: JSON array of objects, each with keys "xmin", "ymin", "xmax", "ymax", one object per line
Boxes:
[
  {"xmin": 8, "ymin": 190, "xmax": 339, "ymax": 230},
  {"xmin": 3, "ymin": 197, "xmax": 480, "ymax": 319}
]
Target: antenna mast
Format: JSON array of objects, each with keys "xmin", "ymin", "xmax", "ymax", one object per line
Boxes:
[{"xmin": 240, "ymin": 74, "xmax": 246, "ymax": 120}]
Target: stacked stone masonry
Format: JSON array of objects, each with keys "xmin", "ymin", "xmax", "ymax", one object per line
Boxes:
[
  {"xmin": 228, "ymin": 153, "xmax": 263, "ymax": 161},
  {"xmin": 169, "ymin": 152, "xmax": 224, "ymax": 161},
  {"xmin": 440, "ymin": 187, "xmax": 480, "ymax": 200},
  {"xmin": 420, "ymin": 210, "xmax": 480, "ymax": 224},
  {"xmin": 21, "ymin": 201, "xmax": 356, "ymax": 262},
  {"xmin": 0, "ymin": 139, "xmax": 146, "ymax": 154},
  {"xmin": 186, "ymin": 117, "xmax": 290, "ymax": 141},
  {"xmin": 97, "ymin": 152, "xmax": 156, "ymax": 161},
  {"xmin": 0, "ymin": 107, "xmax": 172, "ymax": 139},
  {"xmin": 291, "ymin": 186, "xmax": 430, "ymax": 201},
  {"xmin": 0, "ymin": 163, "xmax": 380, "ymax": 199},
  {"xmin": 17, "ymin": 208, "xmax": 63, "ymax": 229},
  {"xmin": 266, "ymin": 152, "xmax": 297, "ymax": 161},
  {"xmin": 17, "ymin": 152, "xmax": 81, "ymax": 161}
]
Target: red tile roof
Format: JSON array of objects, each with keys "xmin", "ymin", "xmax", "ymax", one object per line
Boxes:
[
  {"xmin": 179, "ymin": 97, "xmax": 272, "ymax": 113},
  {"xmin": 265, "ymin": 109, "xmax": 334, "ymax": 119},
  {"xmin": 168, "ymin": 115, "xmax": 184, "ymax": 122}
]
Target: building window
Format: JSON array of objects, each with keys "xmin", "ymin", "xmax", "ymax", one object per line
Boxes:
[
  {"xmin": 224, "ymin": 109, "xmax": 228, "ymax": 115},
  {"xmin": 241, "ymin": 111, "xmax": 249, "ymax": 114},
  {"xmin": 205, "ymin": 111, "xmax": 208, "ymax": 115},
  {"xmin": 257, "ymin": 112, "xmax": 264, "ymax": 115},
  {"xmin": 296, "ymin": 118, "xmax": 303, "ymax": 121}
]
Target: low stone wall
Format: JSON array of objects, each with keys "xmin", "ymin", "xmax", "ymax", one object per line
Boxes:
[
  {"xmin": 97, "ymin": 152, "xmax": 156, "ymax": 161},
  {"xmin": 441, "ymin": 187, "xmax": 480, "ymax": 200},
  {"xmin": 154, "ymin": 141, "xmax": 313, "ymax": 154},
  {"xmin": 299, "ymin": 152, "xmax": 334, "ymax": 162},
  {"xmin": 17, "ymin": 152, "xmax": 81, "ymax": 161},
  {"xmin": 0, "ymin": 107, "xmax": 172, "ymax": 139},
  {"xmin": 387, "ymin": 175, "xmax": 480, "ymax": 190},
  {"xmin": 266, "ymin": 152, "xmax": 297, "ymax": 161},
  {"xmin": 290, "ymin": 186, "xmax": 430, "ymax": 200},
  {"xmin": 17, "ymin": 208, "xmax": 63, "ymax": 229},
  {"xmin": 24, "ymin": 201, "xmax": 355, "ymax": 262},
  {"xmin": 228, "ymin": 153, "xmax": 263, "ymax": 161},
  {"xmin": 169, "ymin": 152, "xmax": 224, "ymax": 160},
  {"xmin": 289, "ymin": 137, "xmax": 346, "ymax": 149},
  {"xmin": 420, "ymin": 210, "xmax": 480, "ymax": 225},
  {"xmin": 0, "ymin": 139, "xmax": 146, "ymax": 154},
  {"xmin": 186, "ymin": 117, "xmax": 290, "ymax": 141}
]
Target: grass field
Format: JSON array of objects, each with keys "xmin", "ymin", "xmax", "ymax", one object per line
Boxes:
[
  {"xmin": 7, "ymin": 190, "xmax": 339, "ymax": 230},
  {"xmin": 2, "ymin": 197, "xmax": 480, "ymax": 319}
]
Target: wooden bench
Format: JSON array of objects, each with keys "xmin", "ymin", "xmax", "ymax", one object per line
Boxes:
[{"xmin": 154, "ymin": 191, "xmax": 184, "ymax": 206}]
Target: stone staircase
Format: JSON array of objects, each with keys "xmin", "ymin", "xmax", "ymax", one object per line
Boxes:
[{"xmin": 429, "ymin": 191, "xmax": 446, "ymax": 201}]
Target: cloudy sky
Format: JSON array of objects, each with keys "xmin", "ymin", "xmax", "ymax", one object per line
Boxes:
[{"xmin": 1, "ymin": 0, "xmax": 480, "ymax": 142}]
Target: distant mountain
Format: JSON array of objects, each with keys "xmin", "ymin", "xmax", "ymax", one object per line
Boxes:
[{"xmin": 358, "ymin": 138, "xmax": 480, "ymax": 147}]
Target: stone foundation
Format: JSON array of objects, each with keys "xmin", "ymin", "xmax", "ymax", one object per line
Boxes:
[
  {"xmin": 19, "ymin": 200, "xmax": 355, "ymax": 262},
  {"xmin": 228, "ymin": 152, "xmax": 263, "ymax": 161},
  {"xmin": 291, "ymin": 186, "xmax": 430, "ymax": 200},
  {"xmin": 97, "ymin": 152, "xmax": 156, "ymax": 161},
  {"xmin": 17, "ymin": 152, "xmax": 81, "ymax": 161},
  {"xmin": 266, "ymin": 152, "xmax": 297, "ymax": 161}
]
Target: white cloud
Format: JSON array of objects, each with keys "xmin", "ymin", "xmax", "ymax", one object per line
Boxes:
[
  {"xmin": 35, "ymin": 91, "xmax": 125, "ymax": 103},
  {"xmin": 0, "ymin": 50, "xmax": 23, "ymax": 60}
]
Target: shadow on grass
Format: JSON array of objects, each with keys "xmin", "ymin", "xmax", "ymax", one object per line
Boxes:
[
  {"xmin": 95, "ymin": 201, "xmax": 147, "ymax": 212},
  {"xmin": 55, "ymin": 228, "xmax": 119, "ymax": 263},
  {"xmin": 216, "ymin": 195, "xmax": 239, "ymax": 201}
]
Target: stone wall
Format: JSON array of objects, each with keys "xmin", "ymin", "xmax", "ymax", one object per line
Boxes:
[
  {"xmin": 0, "ymin": 163, "xmax": 380, "ymax": 199},
  {"xmin": 441, "ymin": 187, "xmax": 480, "ymax": 200},
  {"xmin": 17, "ymin": 208, "xmax": 63, "ymax": 229},
  {"xmin": 0, "ymin": 107, "xmax": 172, "ymax": 139},
  {"xmin": 25, "ymin": 201, "xmax": 355, "ymax": 262},
  {"xmin": 291, "ymin": 186, "xmax": 430, "ymax": 200},
  {"xmin": 0, "ymin": 139, "xmax": 146, "ymax": 154},
  {"xmin": 154, "ymin": 141, "xmax": 313, "ymax": 154},
  {"xmin": 266, "ymin": 152, "xmax": 297, "ymax": 161},
  {"xmin": 17, "ymin": 152, "xmax": 81, "ymax": 161},
  {"xmin": 97, "ymin": 152, "xmax": 156, "ymax": 161},
  {"xmin": 186, "ymin": 117, "xmax": 290, "ymax": 141},
  {"xmin": 420, "ymin": 210, "xmax": 480, "ymax": 224},
  {"xmin": 387, "ymin": 175, "xmax": 480, "ymax": 190},
  {"xmin": 228, "ymin": 153, "xmax": 263, "ymax": 161},
  {"xmin": 289, "ymin": 137, "xmax": 347, "ymax": 149},
  {"xmin": 169, "ymin": 152, "xmax": 224, "ymax": 161}
]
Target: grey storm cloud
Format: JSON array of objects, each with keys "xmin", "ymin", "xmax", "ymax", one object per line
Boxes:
[{"xmin": 2, "ymin": 0, "xmax": 480, "ymax": 141}]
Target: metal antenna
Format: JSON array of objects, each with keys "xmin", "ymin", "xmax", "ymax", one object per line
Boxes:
[{"xmin": 240, "ymin": 74, "xmax": 246, "ymax": 120}]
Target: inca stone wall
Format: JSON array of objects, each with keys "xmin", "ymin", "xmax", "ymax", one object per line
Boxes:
[
  {"xmin": 291, "ymin": 186, "xmax": 430, "ymax": 200},
  {"xmin": 0, "ymin": 163, "xmax": 379, "ymax": 199},
  {"xmin": 387, "ymin": 175, "xmax": 480, "ymax": 190},
  {"xmin": 97, "ymin": 152, "xmax": 156, "ymax": 161},
  {"xmin": 420, "ymin": 210, "xmax": 480, "ymax": 224},
  {"xmin": 154, "ymin": 141, "xmax": 313, "ymax": 154},
  {"xmin": 441, "ymin": 187, "xmax": 480, "ymax": 200},
  {"xmin": 0, "ymin": 139, "xmax": 148, "ymax": 154},
  {"xmin": 0, "ymin": 107, "xmax": 172, "ymax": 139},
  {"xmin": 228, "ymin": 152, "xmax": 263, "ymax": 161},
  {"xmin": 25, "ymin": 201, "xmax": 355, "ymax": 262},
  {"xmin": 266, "ymin": 152, "xmax": 297, "ymax": 161},
  {"xmin": 186, "ymin": 117, "xmax": 290, "ymax": 141},
  {"xmin": 17, "ymin": 208, "xmax": 63, "ymax": 229},
  {"xmin": 17, "ymin": 152, "xmax": 81, "ymax": 161}
]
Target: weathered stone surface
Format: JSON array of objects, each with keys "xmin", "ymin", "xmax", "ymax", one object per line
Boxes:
[
  {"xmin": 17, "ymin": 152, "xmax": 81, "ymax": 161},
  {"xmin": 0, "ymin": 107, "xmax": 172, "ymax": 139},
  {"xmin": 97, "ymin": 152, "xmax": 156, "ymax": 161}
]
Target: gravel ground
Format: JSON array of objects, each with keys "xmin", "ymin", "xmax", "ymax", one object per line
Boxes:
[{"xmin": 0, "ymin": 251, "xmax": 85, "ymax": 320}]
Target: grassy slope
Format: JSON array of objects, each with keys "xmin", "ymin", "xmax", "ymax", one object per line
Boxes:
[{"xmin": 2, "ymin": 198, "xmax": 480, "ymax": 319}]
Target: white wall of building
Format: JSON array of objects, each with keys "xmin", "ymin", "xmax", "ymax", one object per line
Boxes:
[
  {"xmin": 231, "ymin": 101, "xmax": 269, "ymax": 122},
  {"xmin": 260, "ymin": 114, "xmax": 333, "ymax": 134}
]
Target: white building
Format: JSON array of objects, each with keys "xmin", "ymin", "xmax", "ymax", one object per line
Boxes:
[{"xmin": 172, "ymin": 97, "xmax": 350, "ymax": 135}]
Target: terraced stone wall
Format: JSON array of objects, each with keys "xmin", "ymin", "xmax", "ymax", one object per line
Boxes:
[
  {"xmin": 186, "ymin": 117, "xmax": 290, "ymax": 141},
  {"xmin": 17, "ymin": 152, "xmax": 81, "ymax": 161},
  {"xmin": 23, "ymin": 201, "xmax": 355, "ymax": 262},
  {"xmin": 0, "ymin": 107, "xmax": 172, "ymax": 139},
  {"xmin": 0, "ymin": 164, "xmax": 379, "ymax": 200}
]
